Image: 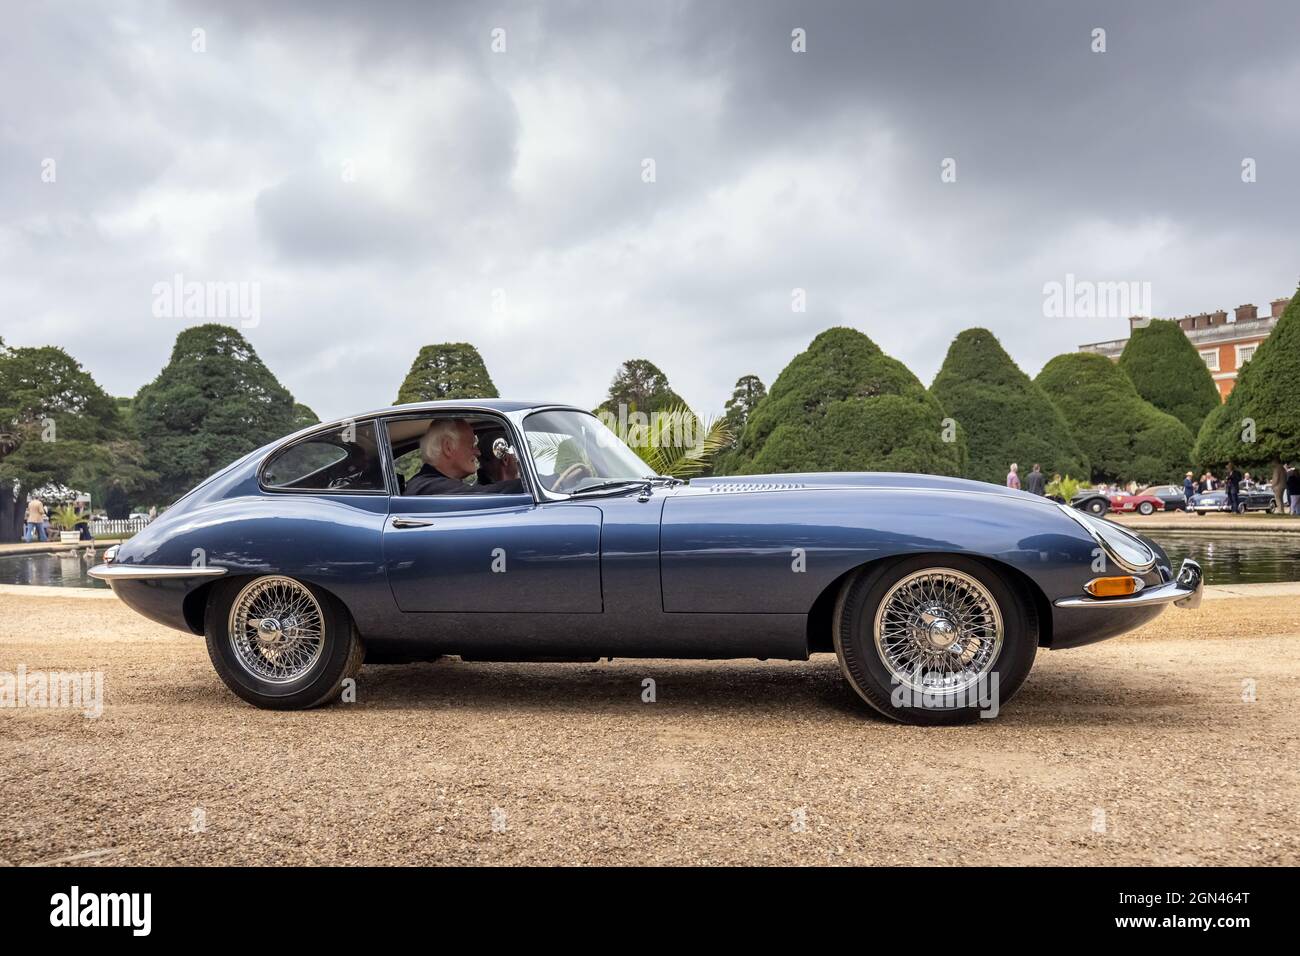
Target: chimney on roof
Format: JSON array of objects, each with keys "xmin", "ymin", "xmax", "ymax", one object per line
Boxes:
[
  {"xmin": 1209, "ymin": 309, "xmax": 1228, "ymax": 326},
  {"xmin": 1234, "ymin": 304, "xmax": 1257, "ymax": 323},
  {"xmin": 1271, "ymin": 297, "xmax": 1291, "ymax": 318}
]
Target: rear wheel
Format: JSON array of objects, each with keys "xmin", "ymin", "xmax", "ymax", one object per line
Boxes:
[
  {"xmin": 204, "ymin": 575, "xmax": 364, "ymax": 709},
  {"xmin": 833, "ymin": 555, "xmax": 1038, "ymax": 725},
  {"xmin": 1086, "ymin": 498, "xmax": 1107, "ymax": 515}
]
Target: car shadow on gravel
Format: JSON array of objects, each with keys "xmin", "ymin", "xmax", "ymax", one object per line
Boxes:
[
  {"xmin": 146, "ymin": 654, "xmax": 1201, "ymax": 728},
  {"xmin": 116, "ymin": 647, "xmax": 1201, "ymax": 727}
]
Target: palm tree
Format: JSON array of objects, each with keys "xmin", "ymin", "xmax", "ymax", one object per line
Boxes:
[{"xmin": 623, "ymin": 403, "xmax": 731, "ymax": 479}]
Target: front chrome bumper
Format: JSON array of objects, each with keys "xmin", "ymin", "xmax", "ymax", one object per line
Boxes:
[{"xmin": 1053, "ymin": 558, "xmax": 1203, "ymax": 610}]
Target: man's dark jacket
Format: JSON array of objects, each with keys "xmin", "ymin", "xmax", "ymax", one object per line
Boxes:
[
  {"xmin": 405, "ymin": 464, "xmax": 524, "ymax": 496},
  {"xmin": 1024, "ymin": 471, "xmax": 1046, "ymax": 496}
]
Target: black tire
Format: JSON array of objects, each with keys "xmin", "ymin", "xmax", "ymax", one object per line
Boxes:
[
  {"xmin": 204, "ymin": 575, "xmax": 364, "ymax": 710},
  {"xmin": 832, "ymin": 555, "xmax": 1038, "ymax": 725},
  {"xmin": 1087, "ymin": 499, "xmax": 1107, "ymax": 515},
  {"xmin": 1237, "ymin": 502, "xmax": 1248, "ymax": 514},
  {"xmin": 1138, "ymin": 501, "xmax": 1154, "ymax": 515},
  {"xmin": 1267, "ymin": 502, "xmax": 1277, "ymax": 514}
]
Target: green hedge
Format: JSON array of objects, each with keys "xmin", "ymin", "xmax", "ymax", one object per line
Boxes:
[
  {"xmin": 729, "ymin": 327, "xmax": 966, "ymax": 476},
  {"xmin": 932, "ymin": 328, "xmax": 1089, "ymax": 484}
]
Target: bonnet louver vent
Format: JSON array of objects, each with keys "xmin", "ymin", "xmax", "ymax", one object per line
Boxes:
[{"xmin": 708, "ymin": 482, "xmax": 808, "ymax": 493}]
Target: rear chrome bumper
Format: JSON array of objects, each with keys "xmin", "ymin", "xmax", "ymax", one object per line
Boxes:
[
  {"xmin": 1054, "ymin": 558, "xmax": 1202, "ymax": 610},
  {"xmin": 88, "ymin": 564, "xmax": 227, "ymax": 581}
]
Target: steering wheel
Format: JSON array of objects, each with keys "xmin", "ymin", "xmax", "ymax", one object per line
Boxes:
[
  {"xmin": 328, "ymin": 468, "xmax": 363, "ymax": 490},
  {"xmin": 553, "ymin": 462, "xmax": 594, "ymax": 493}
]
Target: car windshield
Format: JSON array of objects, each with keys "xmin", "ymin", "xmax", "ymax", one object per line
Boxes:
[{"xmin": 523, "ymin": 409, "xmax": 653, "ymax": 494}]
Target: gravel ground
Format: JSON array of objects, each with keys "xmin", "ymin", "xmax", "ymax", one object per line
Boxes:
[{"xmin": 1, "ymin": 590, "xmax": 1296, "ymax": 866}]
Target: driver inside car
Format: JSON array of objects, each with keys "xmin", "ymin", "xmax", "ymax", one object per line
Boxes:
[{"xmin": 406, "ymin": 419, "xmax": 524, "ymax": 496}]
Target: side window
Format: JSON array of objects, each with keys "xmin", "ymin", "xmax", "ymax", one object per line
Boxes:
[{"xmin": 262, "ymin": 422, "xmax": 386, "ymax": 492}]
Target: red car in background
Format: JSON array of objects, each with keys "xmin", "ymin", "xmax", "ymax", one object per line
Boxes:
[{"xmin": 1107, "ymin": 490, "xmax": 1167, "ymax": 515}]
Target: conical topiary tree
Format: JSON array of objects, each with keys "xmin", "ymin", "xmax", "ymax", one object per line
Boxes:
[
  {"xmin": 931, "ymin": 328, "xmax": 1089, "ymax": 485},
  {"xmin": 1193, "ymin": 286, "xmax": 1300, "ymax": 508},
  {"xmin": 1118, "ymin": 318, "xmax": 1221, "ymax": 433},
  {"xmin": 133, "ymin": 324, "xmax": 299, "ymax": 498},
  {"xmin": 1035, "ymin": 351, "xmax": 1193, "ymax": 484},
  {"xmin": 727, "ymin": 327, "xmax": 966, "ymax": 476},
  {"xmin": 395, "ymin": 343, "xmax": 498, "ymax": 404}
]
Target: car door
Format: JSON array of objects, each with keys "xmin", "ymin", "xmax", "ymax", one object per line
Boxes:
[{"xmin": 378, "ymin": 407, "xmax": 606, "ymax": 621}]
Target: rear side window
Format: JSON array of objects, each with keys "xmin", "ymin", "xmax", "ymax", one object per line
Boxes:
[{"xmin": 261, "ymin": 421, "xmax": 386, "ymax": 493}]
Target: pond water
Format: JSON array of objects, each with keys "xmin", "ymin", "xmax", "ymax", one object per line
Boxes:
[
  {"xmin": 0, "ymin": 531, "xmax": 1297, "ymax": 589},
  {"xmin": 0, "ymin": 549, "xmax": 110, "ymax": 588},
  {"xmin": 1147, "ymin": 531, "xmax": 1300, "ymax": 585}
]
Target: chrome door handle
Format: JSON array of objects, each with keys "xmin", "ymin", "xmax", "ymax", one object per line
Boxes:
[{"xmin": 391, "ymin": 517, "xmax": 434, "ymax": 529}]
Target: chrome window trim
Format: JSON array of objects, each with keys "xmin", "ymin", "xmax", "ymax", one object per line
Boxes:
[
  {"xmin": 512, "ymin": 408, "xmax": 655, "ymax": 504},
  {"xmin": 380, "ymin": 409, "xmax": 542, "ymax": 504},
  {"xmin": 256, "ymin": 418, "xmax": 389, "ymax": 497}
]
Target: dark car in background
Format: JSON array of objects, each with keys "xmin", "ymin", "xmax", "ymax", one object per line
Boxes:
[
  {"xmin": 1070, "ymin": 490, "xmax": 1110, "ymax": 515},
  {"xmin": 1188, "ymin": 486, "xmax": 1277, "ymax": 514}
]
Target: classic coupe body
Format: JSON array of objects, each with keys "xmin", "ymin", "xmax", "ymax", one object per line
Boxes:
[
  {"xmin": 1189, "ymin": 486, "xmax": 1277, "ymax": 514},
  {"xmin": 1137, "ymin": 484, "xmax": 1189, "ymax": 512},
  {"xmin": 92, "ymin": 401, "xmax": 1202, "ymax": 724},
  {"xmin": 1108, "ymin": 491, "xmax": 1167, "ymax": 516}
]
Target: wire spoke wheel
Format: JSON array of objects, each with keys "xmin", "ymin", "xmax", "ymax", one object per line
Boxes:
[
  {"xmin": 873, "ymin": 568, "xmax": 1003, "ymax": 695},
  {"xmin": 227, "ymin": 576, "xmax": 326, "ymax": 684}
]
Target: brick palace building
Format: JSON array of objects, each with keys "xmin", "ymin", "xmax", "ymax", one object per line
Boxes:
[{"xmin": 1079, "ymin": 294, "xmax": 1291, "ymax": 399}]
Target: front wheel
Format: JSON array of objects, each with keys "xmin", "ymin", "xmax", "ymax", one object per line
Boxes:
[
  {"xmin": 204, "ymin": 575, "xmax": 364, "ymax": 709},
  {"xmin": 833, "ymin": 555, "xmax": 1038, "ymax": 725},
  {"xmin": 1138, "ymin": 501, "xmax": 1155, "ymax": 515},
  {"xmin": 1087, "ymin": 499, "xmax": 1106, "ymax": 515}
]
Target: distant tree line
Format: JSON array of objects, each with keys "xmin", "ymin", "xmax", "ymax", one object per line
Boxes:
[{"xmin": 4, "ymin": 283, "xmax": 1297, "ymax": 538}]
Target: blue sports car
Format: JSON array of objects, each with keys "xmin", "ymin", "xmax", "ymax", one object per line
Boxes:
[{"xmin": 91, "ymin": 400, "xmax": 1202, "ymax": 724}]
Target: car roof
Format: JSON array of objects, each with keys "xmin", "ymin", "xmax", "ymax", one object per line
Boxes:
[
  {"xmin": 275, "ymin": 400, "xmax": 590, "ymax": 446},
  {"xmin": 372, "ymin": 399, "xmax": 567, "ymax": 415}
]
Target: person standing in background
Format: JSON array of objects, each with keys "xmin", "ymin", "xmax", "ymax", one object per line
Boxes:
[
  {"xmin": 1285, "ymin": 464, "xmax": 1300, "ymax": 516},
  {"xmin": 1183, "ymin": 472, "xmax": 1195, "ymax": 510},
  {"xmin": 1006, "ymin": 463, "xmax": 1020, "ymax": 490},
  {"xmin": 24, "ymin": 496, "xmax": 46, "ymax": 542},
  {"xmin": 1024, "ymin": 464, "xmax": 1046, "ymax": 496},
  {"xmin": 1225, "ymin": 462, "xmax": 1242, "ymax": 514}
]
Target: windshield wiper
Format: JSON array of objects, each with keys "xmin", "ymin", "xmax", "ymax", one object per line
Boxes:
[{"xmin": 568, "ymin": 479, "xmax": 649, "ymax": 497}]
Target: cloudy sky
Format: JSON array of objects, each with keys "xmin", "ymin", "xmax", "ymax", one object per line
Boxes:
[{"xmin": 2, "ymin": 0, "xmax": 1298, "ymax": 421}]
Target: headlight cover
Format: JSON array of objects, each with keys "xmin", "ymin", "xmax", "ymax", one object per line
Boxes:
[{"xmin": 1058, "ymin": 504, "xmax": 1156, "ymax": 573}]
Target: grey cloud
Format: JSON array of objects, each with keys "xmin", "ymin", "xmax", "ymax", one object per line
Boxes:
[{"xmin": 2, "ymin": 0, "xmax": 1298, "ymax": 422}]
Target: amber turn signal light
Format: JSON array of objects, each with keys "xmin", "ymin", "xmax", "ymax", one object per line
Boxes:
[{"xmin": 1084, "ymin": 575, "xmax": 1143, "ymax": 598}]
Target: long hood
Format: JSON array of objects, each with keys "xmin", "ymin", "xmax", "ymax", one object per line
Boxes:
[{"xmin": 684, "ymin": 472, "xmax": 1053, "ymax": 505}]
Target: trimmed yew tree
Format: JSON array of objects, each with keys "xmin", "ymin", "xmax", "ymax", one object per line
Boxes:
[
  {"xmin": 1118, "ymin": 318, "xmax": 1221, "ymax": 432},
  {"xmin": 1035, "ymin": 351, "xmax": 1193, "ymax": 483},
  {"xmin": 932, "ymin": 328, "xmax": 1089, "ymax": 485},
  {"xmin": 728, "ymin": 327, "xmax": 966, "ymax": 476},
  {"xmin": 1193, "ymin": 287, "xmax": 1300, "ymax": 508},
  {"xmin": 395, "ymin": 343, "xmax": 499, "ymax": 403},
  {"xmin": 133, "ymin": 324, "xmax": 299, "ymax": 499}
]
